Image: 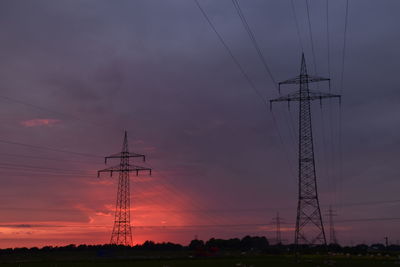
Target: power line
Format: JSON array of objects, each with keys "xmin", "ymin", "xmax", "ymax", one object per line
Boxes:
[
  {"xmin": 282, "ymin": 108, "xmax": 297, "ymax": 156},
  {"xmin": 0, "ymin": 162, "xmax": 93, "ymax": 174},
  {"xmin": 0, "ymin": 93, "xmax": 248, "ymax": 228},
  {"xmin": 0, "ymin": 94, "xmax": 142, "ymax": 148},
  {"xmin": 305, "ymin": 0, "xmax": 318, "ymax": 75},
  {"xmin": 1, "ymin": 160, "xmax": 232, "ymax": 229},
  {"xmin": 340, "ymin": 0, "xmax": 349, "ymax": 92},
  {"xmin": 290, "ymin": 0, "xmax": 304, "ymax": 53},
  {"xmin": 227, "ymin": 0, "xmax": 300, "ymax": 179},
  {"xmin": 0, "ymin": 139, "xmax": 102, "ymax": 158},
  {"xmin": 324, "ymin": 0, "xmax": 338, "ymax": 206},
  {"xmin": 270, "ymin": 110, "xmax": 296, "ymax": 179},
  {"xmin": 0, "ymin": 95, "xmax": 74, "ymax": 120},
  {"xmin": 144, "ymin": 167, "xmax": 233, "ymax": 227},
  {"xmin": 132, "ymin": 223, "xmax": 274, "ymax": 229},
  {"xmin": 3, "ymin": 215, "xmax": 400, "ymax": 231},
  {"xmin": 336, "ymin": 199, "xmax": 400, "ymax": 208},
  {"xmin": 0, "ymin": 170, "xmax": 93, "ymax": 179},
  {"xmin": 230, "ymin": 0, "xmax": 298, "ymax": 177},
  {"xmin": 1, "ymin": 196, "xmax": 400, "ymax": 214},
  {"xmin": 138, "ymin": 217, "xmax": 400, "ymax": 228},
  {"xmin": 193, "ymin": 0, "xmax": 266, "ymax": 104},
  {"xmin": 336, "ymin": 217, "xmax": 400, "ymax": 224},
  {"xmin": 318, "ymin": 107, "xmax": 332, "ymax": 193},
  {"xmin": 195, "ymin": 0, "xmax": 300, "ymax": 181},
  {"xmin": 0, "ymin": 152, "xmax": 98, "ymax": 164},
  {"xmin": 326, "ymin": 0, "xmax": 331, "ymax": 79},
  {"xmin": 337, "ymin": 102, "xmax": 344, "ymax": 207},
  {"xmin": 231, "ymin": 0, "xmax": 278, "ymax": 90}
]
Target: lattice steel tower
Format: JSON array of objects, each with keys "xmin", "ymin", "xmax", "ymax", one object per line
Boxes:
[
  {"xmin": 327, "ymin": 205, "xmax": 338, "ymax": 245},
  {"xmin": 270, "ymin": 54, "xmax": 340, "ymax": 246},
  {"xmin": 98, "ymin": 131, "xmax": 152, "ymax": 246},
  {"xmin": 272, "ymin": 212, "xmax": 283, "ymax": 245}
]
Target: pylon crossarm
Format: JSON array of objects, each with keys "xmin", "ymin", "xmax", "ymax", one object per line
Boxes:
[
  {"xmin": 279, "ymin": 75, "xmax": 330, "ymax": 86},
  {"xmin": 105, "ymin": 152, "xmax": 146, "ymax": 164},
  {"xmin": 270, "ymin": 90, "xmax": 340, "ymax": 104},
  {"xmin": 98, "ymin": 165, "xmax": 151, "ymax": 177},
  {"xmin": 308, "ymin": 90, "xmax": 340, "ymax": 100},
  {"xmin": 98, "ymin": 165, "xmax": 120, "ymax": 177},
  {"xmin": 128, "ymin": 165, "xmax": 152, "ymax": 176},
  {"xmin": 306, "ymin": 75, "xmax": 330, "ymax": 83},
  {"xmin": 270, "ymin": 92, "xmax": 297, "ymax": 103},
  {"xmin": 278, "ymin": 76, "xmax": 299, "ymax": 86}
]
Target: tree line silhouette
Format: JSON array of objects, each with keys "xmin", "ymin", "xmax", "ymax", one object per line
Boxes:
[{"xmin": 1, "ymin": 236, "xmax": 400, "ymax": 262}]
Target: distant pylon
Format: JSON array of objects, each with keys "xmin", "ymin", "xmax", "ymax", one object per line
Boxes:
[
  {"xmin": 270, "ymin": 54, "xmax": 341, "ymax": 246},
  {"xmin": 272, "ymin": 212, "xmax": 283, "ymax": 245},
  {"xmin": 327, "ymin": 205, "xmax": 338, "ymax": 245},
  {"xmin": 98, "ymin": 131, "xmax": 152, "ymax": 246}
]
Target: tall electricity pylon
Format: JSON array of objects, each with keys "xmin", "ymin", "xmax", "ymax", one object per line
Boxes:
[
  {"xmin": 327, "ymin": 205, "xmax": 338, "ymax": 245},
  {"xmin": 98, "ymin": 131, "xmax": 152, "ymax": 246},
  {"xmin": 270, "ymin": 54, "xmax": 340, "ymax": 246}
]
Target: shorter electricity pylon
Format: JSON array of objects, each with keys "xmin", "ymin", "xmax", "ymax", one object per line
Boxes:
[{"xmin": 98, "ymin": 131, "xmax": 152, "ymax": 246}]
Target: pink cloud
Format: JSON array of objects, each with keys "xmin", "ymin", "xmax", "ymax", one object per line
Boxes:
[{"xmin": 20, "ymin": 119, "xmax": 60, "ymax": 127}]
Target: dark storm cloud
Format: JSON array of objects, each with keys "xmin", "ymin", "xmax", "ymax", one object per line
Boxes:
[{"xmin": 0, "ymin": 0, "xmax": 399, "ymax": 246}]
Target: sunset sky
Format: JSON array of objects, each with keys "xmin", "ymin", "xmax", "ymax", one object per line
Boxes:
[{"xmin": 0, "ymin": 0, "xmax": 399, "ymax": 248}]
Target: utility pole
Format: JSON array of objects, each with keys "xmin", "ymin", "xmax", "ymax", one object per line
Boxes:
[
  {"xmin": 98, "ymin": 131, "xmax": 152, "ymax": 246},
  {"xmin": 270, "ymin": 53, "xmax": 340, "ymax": 246},
  {"xmin": 327, "ymin": 205, "xmax": 338, "ymax": 245}
]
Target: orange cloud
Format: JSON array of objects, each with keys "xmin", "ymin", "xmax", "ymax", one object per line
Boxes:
[
  {"xmin": 0, "ymin": 169, "xmax": 209, "ymax": 248},
  {"xmin": 20, "ymin": 119, "xmax": 60, "ymax": 127}
]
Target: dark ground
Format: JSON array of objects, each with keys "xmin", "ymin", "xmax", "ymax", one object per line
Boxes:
[{"xmin": 1, "ymin": 254, "xmax": 400, "ymax": 267}]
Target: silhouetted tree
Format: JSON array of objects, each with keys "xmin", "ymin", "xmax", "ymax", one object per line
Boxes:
[
  {"xmin": 188, "ymin": 239, "xmax": 204, "ymax": 250},
  {"xmin": 240, "ymin": 236, "xmax": 269, "ymax": 250}
]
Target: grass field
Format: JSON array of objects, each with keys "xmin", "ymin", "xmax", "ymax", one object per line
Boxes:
[{"xmin": 1, "ymin": 255, "xmax": 400, "ymax": 267}]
